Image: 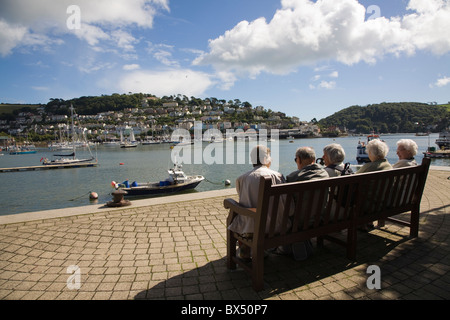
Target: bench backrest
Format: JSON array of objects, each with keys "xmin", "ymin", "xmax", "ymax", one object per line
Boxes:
[{"xmin": 253, "ymin": 157, "xmax": 431, "ymax": 246}]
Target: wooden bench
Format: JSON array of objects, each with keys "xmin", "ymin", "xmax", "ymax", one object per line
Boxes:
[{"xmin": 224, "ymin": 157, "xmax": 431, "ymax": 291}]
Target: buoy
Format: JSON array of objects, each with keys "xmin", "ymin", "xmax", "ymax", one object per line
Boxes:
[
  {"xmin": 224, "ymin": 179, "xmax": 231, "ymax": 186},
  {"xmin": 119, "ymin": 163, "xmax": 124, "ymax": 165},
  {"xmin": 89, "ymin": 192, "xmax": 98, "ymax": 200}
]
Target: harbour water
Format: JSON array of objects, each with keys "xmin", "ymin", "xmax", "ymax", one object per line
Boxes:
[{"xmin": 0, "ymin": 133, "xmax": 448, "ymax": 216}]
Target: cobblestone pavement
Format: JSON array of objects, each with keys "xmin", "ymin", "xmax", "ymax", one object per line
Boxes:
[{"xmin": 0, "ymin": 169, "xmax": 449, "ymax": 300}]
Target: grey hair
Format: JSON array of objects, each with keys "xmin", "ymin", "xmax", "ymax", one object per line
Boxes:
[
  {"xmin": 323, "ymin": 143, "xmax": 345, "ymax": 164},
  {"xmin": 295, "ymin": 146, "xmax": 316, "ymax": 161},
  {"xmin": 397, "ymin": 139, "xmax": 418, "ymax": 156},
  {"xmin": 250, "ymin": 145, "xmax": 272, "ymax": 166},
  {"xmin": 366, "ymin": 139, "xmax": 389, "ymax": 160}
]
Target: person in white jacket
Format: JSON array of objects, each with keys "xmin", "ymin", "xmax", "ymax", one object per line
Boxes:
[{"xmin": 228, "ymin": 145, "xmax": 286, "ymax": 259}]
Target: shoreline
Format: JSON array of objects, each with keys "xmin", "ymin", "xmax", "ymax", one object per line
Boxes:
[{"xmin": 0, "ymin": 188, "xmax": 237, "ymax": 226}]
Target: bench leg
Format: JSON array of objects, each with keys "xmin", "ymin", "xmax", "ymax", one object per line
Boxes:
[
  {"xmin": 227, "ymin": 230, "xmax": 237, "ymax": 270},
  {"xmin": 252, "ymin": 247, "xmax": 265, "ymax": 291},
  {"xmin": 346, "ymin": 227, "xmax": 357, "ymax": 260},
  {"xmin": 410, "ymin": 208, "xmax": 419, "ymax": 238},
  {"xmin": 317, "ymin": 236, "xmax": 324, "ymax": 248}
]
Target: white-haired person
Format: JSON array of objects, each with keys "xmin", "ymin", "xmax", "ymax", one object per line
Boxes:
[
  {"xmin": 356, "ymin": 139, "xmax": 393, "ymax": 173},
  {"xmin": 228, "ymin": 145, "xmax": 286, "ymax": 260},
  {"xmin": 322, "ymin": 143, "xmax": 352, "ymax": 177},
  {"xmin": 356, "ymin": 139, "xmax": 392, "ymax": 231},
  {"xmin": 393, "ymin": 139, "xmax": 418, "ymax": 168}
]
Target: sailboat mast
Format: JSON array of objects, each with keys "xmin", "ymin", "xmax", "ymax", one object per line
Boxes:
[{"xmin": 71, "ymin": 104, "xmax": 75, "ymax": 159}]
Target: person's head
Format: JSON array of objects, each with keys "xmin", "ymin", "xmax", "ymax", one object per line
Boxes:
[
  {"xmin": 396, "ymin": 139, "xmax": 418, "ymax": 160},
  {"xmin": 250, "ymin": 145, "xmax": 272, "ymax": 167},
  {"xmin": 366, "ymin": 139, "xmax": 389, "ymax": 161},
  {"xmin": 294, "ymin": 146, "xmax": 316, "ymax": 169},
  {"xmin": 323, "ymin": 143, "xmax": 345, "ymax": 166}
]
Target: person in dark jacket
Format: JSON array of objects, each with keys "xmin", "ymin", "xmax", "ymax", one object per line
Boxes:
[
  {"xmin": 287, "ymin": 146, "xmax": 329, "ymax": 182},
  {"xmin": 278, "ymin": 147, "xmax": 328, "ymax": 261}
]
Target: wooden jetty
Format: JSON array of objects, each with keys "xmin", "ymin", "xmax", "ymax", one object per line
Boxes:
[{"xmin": 0, "ymin": 161, "xmax": 98, "ymax": 173}]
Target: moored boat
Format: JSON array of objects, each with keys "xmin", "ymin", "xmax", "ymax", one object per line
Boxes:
[
  {"xmin": 41, "ymin": 105, "xmax": 97, "ymax": 166},
  {"xmin": 112, "ymin": 163, "xmax": 204, "ymax": 196},
  {"xmin": 435, "ymin": 131, "xmax": 450, "ymax": 150},
  {"xmin": 9, "ymin": 145, "xmax": 37, "ymax": 155},
  {"xmin": 356, "ymin": 133, "xmax": 381, "ymax": 163},
  {"xmin": 423, "ymin": 147, "xmax": 450, "ymax": 158},
  {"xmin": 120, "ymin": 129, "xmax": 138, "ymax": 148},
  {"xmin": 41, "ymin": 152, "xmax": 97, "ymax": 165}
]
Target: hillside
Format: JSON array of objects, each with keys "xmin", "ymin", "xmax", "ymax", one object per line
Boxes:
[
  {"xmin": 2, "ymin": 97, "xmax": 449, "ymax": 134},
  {"xmin": 0, "ymin": 103, "xmax": 42, "ymax": 115},
  {"xmin": 318, "ymin": 102, "xmax": 449, "ymax": 133}
]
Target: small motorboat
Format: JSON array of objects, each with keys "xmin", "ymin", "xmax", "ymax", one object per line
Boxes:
[
  {"xmin": 356, "ymin": 133, "xmax": 381, "ymax": 163},
  {"xmin": 112, "ymin": 163, "xmax": 204, "ymax": 196},
  {"xmin": 435, "ymin": 131, "xmax": 449, "ymax": 150},
  {"xmin": 9, "ymin": 145, "xmax": 37, "ymax": 155}
]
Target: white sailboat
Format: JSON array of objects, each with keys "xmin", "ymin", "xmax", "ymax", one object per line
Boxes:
[
  {"xmin": 41, "ymin": 105, "xmax": 97, "ymax": 166},
  {"xmin": 120, "ymin": 128, "xmax": 138, "ymax": 148}
]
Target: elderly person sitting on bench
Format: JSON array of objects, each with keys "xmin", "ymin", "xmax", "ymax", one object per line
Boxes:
[
  {"xmin": 356, "ymin": 139, "xmax": 393, "ymax": 173},
  {"xmin": 322, "ymin": 143, "xmax": 352, "ymax": 177},
  {"xmin": 228, "ymin": 145, "xmax": 286, "ymax": 260},
  {"xmin": 393, "ymin": 139, "xmax": 418, "ymax": 168}
]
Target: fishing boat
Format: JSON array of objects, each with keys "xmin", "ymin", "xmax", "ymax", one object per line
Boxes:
[
  {"xmin": 103, "ymin": 140, "xmax": 120, "ymax": 147},
  {"xmin": 112, "ymin": 163, "xmax": 204, "ymax": 196},
  {"xmin": 41, "ymin": 105, "xmax": 97, "ymax": 166},
  {"xmin": 356, "ymin": 133, "xmax": 381, "ymax": 163},
  {"xmin": 9, "ymin": 145, "xmax": 37, "ymax": 155},
  {"xmin": 435, "ymin": 131, "xmax": 450, "ymax": 150},
  {"xmin": 141, "ymin": 139, "xmax": 161, "ymax": 145},
  {"xmin": 423, "ymin": 147, "xmax": 450, "ymax": 158}
]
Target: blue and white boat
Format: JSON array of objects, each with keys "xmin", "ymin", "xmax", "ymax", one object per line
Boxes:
[
  {"xmin": 9, "ymin": 145, "xmax": 37, "ymax": 155},
  {"xmin": 356, "ymin": 133, "xmax": 381, "ymax": 163},
  {"xmin": 112, "ymin": 163, "xmax": 204, "ymax": 196}
]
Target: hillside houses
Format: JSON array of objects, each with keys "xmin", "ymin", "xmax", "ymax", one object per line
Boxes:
[{"xmin": 0, "ymin": 95, "xmax": 321, "ymax": 141}]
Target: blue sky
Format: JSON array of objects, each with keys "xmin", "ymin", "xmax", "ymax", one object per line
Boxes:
[{"xmin": 1, "ymin": 0, "xmax": 449, "ymax": 121}]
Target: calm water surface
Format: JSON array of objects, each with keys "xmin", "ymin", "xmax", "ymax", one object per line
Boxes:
[{"xmin": 0, "ymin": 133, "xmax": 447, "ymax": 216}]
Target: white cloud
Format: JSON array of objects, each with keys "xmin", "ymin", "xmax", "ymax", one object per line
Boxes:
[
  {"xmin": 0, "ymin": 19, "xmax": 28, "ymax": 56},
  {"xmin": 147, "ymin": 43, "xmax": 180, "ymax": 67},
  {"xmin": 72, "ymin": 23, "xmax": 110, "ymax": 46},
  {"xmin": 329, "ymin": 71, "xmax": 339, "ymax": 78},
  {"xmin": 123, "ymin": 64, "xmax": 141, "ymax": 71},
  {"xmin": 430, "ymin": 76, "xmax": 450, "ymax": 88},
  {"xmin": 111, "ymin": 30, "xmax": 138, "ymax": 52},
  {"xmin": 0, "ymin": 0, "xmax": 169, "ymax": 55},
  {"xmin": 319, "ymin": 81, "xmax": 336, "ymax": 90},
  {"xmin": 78, "ymin": 58, "xmax": 116, "ymax": 74},
  {"xmin": 310, "ymin": 80, "xmax": 336, "ymax": 90},
  {"xmin": 118, "ymin": 69, "xmax": 213, "ymax": 97},
  {"xmin": 194, "ymin": 0, "xmax": 450, "ymax": 88}
]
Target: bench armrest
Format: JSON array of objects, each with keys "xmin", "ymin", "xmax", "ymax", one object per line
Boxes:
[{"xmin": 224, "ymin": 198, "xmax": 257, "ymax": 224}]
